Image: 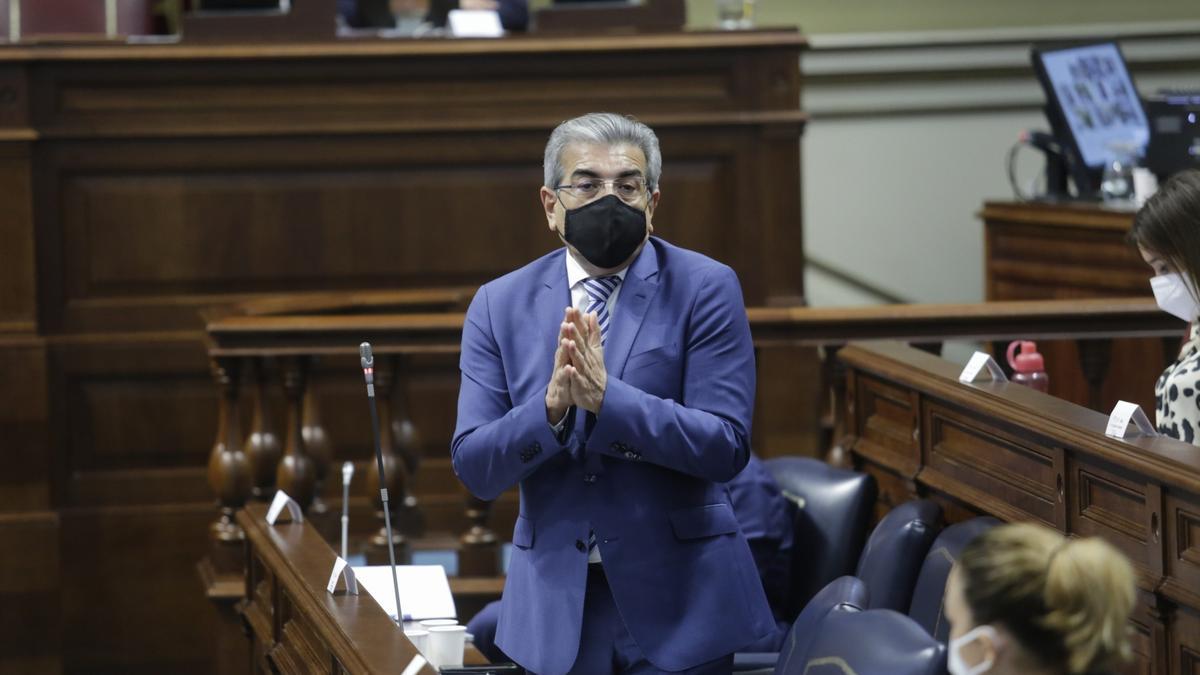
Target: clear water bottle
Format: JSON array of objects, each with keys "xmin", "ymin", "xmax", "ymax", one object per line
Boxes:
[{"xmin": 1100, "ymin": 140, "xmax": 1139, "ymax": 205}]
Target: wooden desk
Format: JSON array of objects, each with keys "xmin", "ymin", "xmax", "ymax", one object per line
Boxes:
[
  {"xmin": 238, "ymin": 502, "xmax": 489, "ymax": 674},
  {"xmin": 840, "ymin": 341, "xmax": 1200, "ymax": 674},
  {"xmin": 981, "ymin": 200, "xmax": 1175, "ymax": 414},
  {"xmin": 0, "ymin": 30, "xmax": 804, "ymax": 673}
]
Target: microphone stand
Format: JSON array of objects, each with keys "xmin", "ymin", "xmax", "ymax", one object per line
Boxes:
[
  {"xmin": 360, "ymin": 342, "xmax": 405, "ymax": 624},
  {"xmin": 340, "ymin": 461, "xmax": 354, "ymax": 560}
]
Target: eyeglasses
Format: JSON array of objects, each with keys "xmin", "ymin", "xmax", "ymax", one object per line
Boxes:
[{"xmin": 554, "ymin": 176, "xmax": 648, "ymax": 206}]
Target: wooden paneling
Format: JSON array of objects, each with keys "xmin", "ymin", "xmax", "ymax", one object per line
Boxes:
[
  {"xmin": 921, "ymin": 401, "xmax": 1065, "ymax": 530},
  {"xmin": 59, "ymin": 504, "xmax": 218, "ymax": 675},
  {"xmin": 853, "ymin": 373, "xmax": 919, "ymax": 475},
  {"xmin": 1174, "ymin": 607, "xmax": 1200, "ymax": 675},
  {"xmin": 0, "ymin": 143, "xmax": 35, "ymax": 332},
  {"xmin": 1066, "ymin": 457, "xmax": 1161, "ymax": 582},
  {"xmin": 0, "ymin": 512, "xmax": 60, "ymax": 675}
]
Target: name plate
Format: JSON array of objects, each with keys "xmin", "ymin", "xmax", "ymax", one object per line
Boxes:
[
  {"xmin": 448, "ymin": 9, "xmax": 504, "ymax": 37},
  {"xmin": 958, "ymin": 351, "xmax": 1008, "ymax": 384},
  {"xmin": 1105, "ymin": 400, "xmax": 1157, "ymax": 439},
  {"xmin": 326, "ymin": 556, "xmax": 359, "ymax": 595},
  {"xmin": 266, "ymin": 490, "xmax": 304, "ymax": 525}
]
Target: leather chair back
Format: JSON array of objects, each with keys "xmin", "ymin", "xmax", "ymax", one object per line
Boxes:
[
  {"xmin": 773, "ymin": 576, "xmax": 868, "ymax": 675},
  {"xmin": 787, "ymin": 608, "xmax": 947, "ymax": 675},
  {"xmin": 855, "ymin": 499, "xmax": 942, "ymax": 612},
  {"xmin": 764, "ymin": 457, "xmax": 876, "ymax": 616},
  {"xmin": 908, "ymin": 516, "xmax": 1001, "ymax": 642}
]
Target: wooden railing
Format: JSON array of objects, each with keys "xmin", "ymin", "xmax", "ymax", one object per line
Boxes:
[
  {"xmin": 201, "ymin": 293, "xmax": 1186, "ymax": 587},
  {"xmin": 837, "ymin": 341, "xmax": 1200, "ymax": 673},
  {"xmin": 749, "ymin": 297, "xmax": 1185, "ymax": 465}
]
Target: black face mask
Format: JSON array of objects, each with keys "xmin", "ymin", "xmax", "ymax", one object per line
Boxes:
[{"xmin": 563, "ymin": 194, "xmax": 648, "ymax": 270}]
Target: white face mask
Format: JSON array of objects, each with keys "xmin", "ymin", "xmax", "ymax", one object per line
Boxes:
[
  {"xmin": 948, "ymin": 625, "xmax": 999, "ymax": 675},
  {"xmin": 1151, "ymin": 273, "xmax": 1200, "ymax": 322}
]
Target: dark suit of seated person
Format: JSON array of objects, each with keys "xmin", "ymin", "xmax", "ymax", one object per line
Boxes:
[
  {"xmin": 468, "ymin": 452, "xmax": 795, "ymax": 663},
  {"xmin": 339, "ymin": 0, "xmax": 528, "ymax": 30}
]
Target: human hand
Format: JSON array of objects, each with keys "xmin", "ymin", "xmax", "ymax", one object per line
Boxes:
[
  {"xmin": 564, "ymin": 310, "xmax": 606, "ymax": 413},
  {"xmin": 545, "ymin": 308, "xmax": 573, "ymax": 423}
]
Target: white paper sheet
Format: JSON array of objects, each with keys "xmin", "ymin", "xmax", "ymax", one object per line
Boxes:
[
  {"xmin": 448, "ymin": 9, "xmax": 504, "ymax": 37},
  {"xmin": 352, "ymin": 565, "xmax": 457, "ymax": 622}
]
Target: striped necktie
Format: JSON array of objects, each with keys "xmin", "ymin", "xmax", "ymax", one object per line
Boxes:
[
  {"xmin": 581, "ymin": 275, "xmax": 620, "ymax": 559},
  {"xmin": 581, "ymin": 275, "xmax": 621, "ymax": 346}
]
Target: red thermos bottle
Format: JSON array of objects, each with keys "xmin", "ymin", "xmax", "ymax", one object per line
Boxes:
[{"xmin": 1006, "ymin": 340, "xmax": 1049, "ymax": 393}]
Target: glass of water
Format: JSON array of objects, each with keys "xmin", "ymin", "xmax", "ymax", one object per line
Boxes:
[
  {"xmin": 1100, "ymin": 140, "xmax": 1139, "ymax": 205},
  {"xmin": 716, "ymin": 0, "xmax": 755, "ymax": 30}
]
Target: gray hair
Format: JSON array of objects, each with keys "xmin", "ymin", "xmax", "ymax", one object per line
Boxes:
[{"xmin": 543, "ymin": 112, "xmax": 662, "ymax": 192}]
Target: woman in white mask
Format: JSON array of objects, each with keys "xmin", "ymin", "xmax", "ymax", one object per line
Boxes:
[
  {"xmin": 1130, "ymin": 169, "xmax": 1200, "ymax": 441},
  {"xmin": 943, "ymin": 523, "xmax": 1134, "ymax": 675}
]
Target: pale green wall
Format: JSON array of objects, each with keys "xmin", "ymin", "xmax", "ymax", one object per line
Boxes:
[
  {"xmin": 526, "ymin": 1, "xmax": 1200, "ymax": 34},
  {"xmin": 683, "ymin": 0, "xmax": 1198, "ymax": 33}
]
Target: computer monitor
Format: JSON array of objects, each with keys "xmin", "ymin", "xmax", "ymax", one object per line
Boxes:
[{"xmin": 1031, "ymin": 41, "xmax": 1150, "ymax": 197}]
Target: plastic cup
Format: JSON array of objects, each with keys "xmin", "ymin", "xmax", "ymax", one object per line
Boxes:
[
  {"xmin": 403, "ymin": 627, "xmax": 428, "ymax": 656},
  {"xmin": 419, "ymin": 618, "xmax": 459, "ymax": 629},
  {"xmin": 426, "ymin": 624, "xmax": 467, "ymax": 669}
]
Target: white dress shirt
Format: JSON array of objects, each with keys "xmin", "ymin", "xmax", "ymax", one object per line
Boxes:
[{"xmin": 565, "ymin": 249, "xmax": 628, "ymax": 316}]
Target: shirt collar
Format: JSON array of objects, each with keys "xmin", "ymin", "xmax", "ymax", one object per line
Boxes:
[{"xmin": 565, "ymin": 249, "xmax": 630, "ymax": 289}]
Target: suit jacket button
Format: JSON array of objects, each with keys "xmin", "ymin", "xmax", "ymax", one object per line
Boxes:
[
  {"xmin": 624, "ymin": 451, "xmax": 636, "ymax": 459},
  {"xmin": 611, "ymin": 441, "xmax": 624, "ymax": 452},
  {"xmin": 575, "ymin": 539, "xmax": 586, "ymax": 552},
  {"xmin": 583, "ymin": 473, "xmax": 597, "ymax": 484}
]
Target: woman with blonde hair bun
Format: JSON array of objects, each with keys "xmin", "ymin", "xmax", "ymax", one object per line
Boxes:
[{"xmin": 943, "ymin": 522, "xmax": 1136, "ymax": 675}]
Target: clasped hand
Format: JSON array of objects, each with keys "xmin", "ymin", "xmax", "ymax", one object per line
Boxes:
[{"xmin": 546, "ymin": 307, "xmax": 607, "ymax": 422}]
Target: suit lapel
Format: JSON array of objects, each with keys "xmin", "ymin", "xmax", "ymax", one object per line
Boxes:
[{"xmin": 606, "ymin": 240, "xmax": 661, "ymax": 379}]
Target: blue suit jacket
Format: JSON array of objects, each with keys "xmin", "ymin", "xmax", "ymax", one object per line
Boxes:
[{"xmin": 452, "ymin": 237, "xmax": 774, "ymax": 674}]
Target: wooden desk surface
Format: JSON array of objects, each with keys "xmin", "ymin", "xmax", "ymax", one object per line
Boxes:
[
  {"xmin": 980, "ymin": 199, "xmax": 1136, "ymax": 232},
  {"xmin": 239, "ymin": 502, "xmax": 491, "ymax": 674}
]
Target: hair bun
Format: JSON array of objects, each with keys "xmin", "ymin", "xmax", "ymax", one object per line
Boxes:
[{"xmin": 1041, "ymin": 537, "xmax": 1136, "ymax": 674}]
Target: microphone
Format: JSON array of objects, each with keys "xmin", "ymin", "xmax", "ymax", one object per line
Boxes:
[
  {"xmin": 341, "ymin": 461, "xmax": 354, "ymax": 560},
  {"xmin": 359, "ymin": 342, "xmax": 405, "ymax": 624}
]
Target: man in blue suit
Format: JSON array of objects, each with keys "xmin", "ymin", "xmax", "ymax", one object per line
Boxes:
[{"xmin": 452, "ymin": 112, "xmax": 774, "ymax": 674}]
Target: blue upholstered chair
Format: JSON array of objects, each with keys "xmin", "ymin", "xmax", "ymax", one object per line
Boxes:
[
  {"xmin": 855, "ymin": 499, "xmax": 942, "ymax": 612},
  {"xmin": 763, "ymin": 457, "xmax": 877, "ymax": 616},
  {"xmin": 782, "ymin": 608, "xmax": 947, "ymax": 675},
  {"xmin": 908, "ymin": 516, "xmax": 1001, "ymax": 642},
  {"xmin": 735, "ymin": 576, "xmax": 868, "ymax": 674}
]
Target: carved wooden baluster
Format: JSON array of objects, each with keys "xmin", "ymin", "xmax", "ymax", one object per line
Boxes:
[
  {"xmin": 1076, "ymin": 338, "xmax": 1113, "ymax": 412},
  {"xmin": 459, "ymin": 494, "xmax": 499, "ymax": 576},
  {"xmin": 824, "ymin": 345, "xmax": 853, "ymax": 468},
  {"xmin": 207, "ymin": 357, "xmax": 251, "ymax": 572},
  {"xmin": 365, "ymin": 355, "xmax": 409, "ymax": 564},
  {"xmin": 390, "ymin": 354, "xmax": 424, "ymax": 536},
  {"xmin": 302, "ymin": 379, "xmax": 332, "ymax": 516},
  {"xmin": 277, "ymin": 356, "xmax": 316, "ymax": 511},
  {"xmin": 244, "ymin": 357, "xmax": 281, "ymax": 501}
]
